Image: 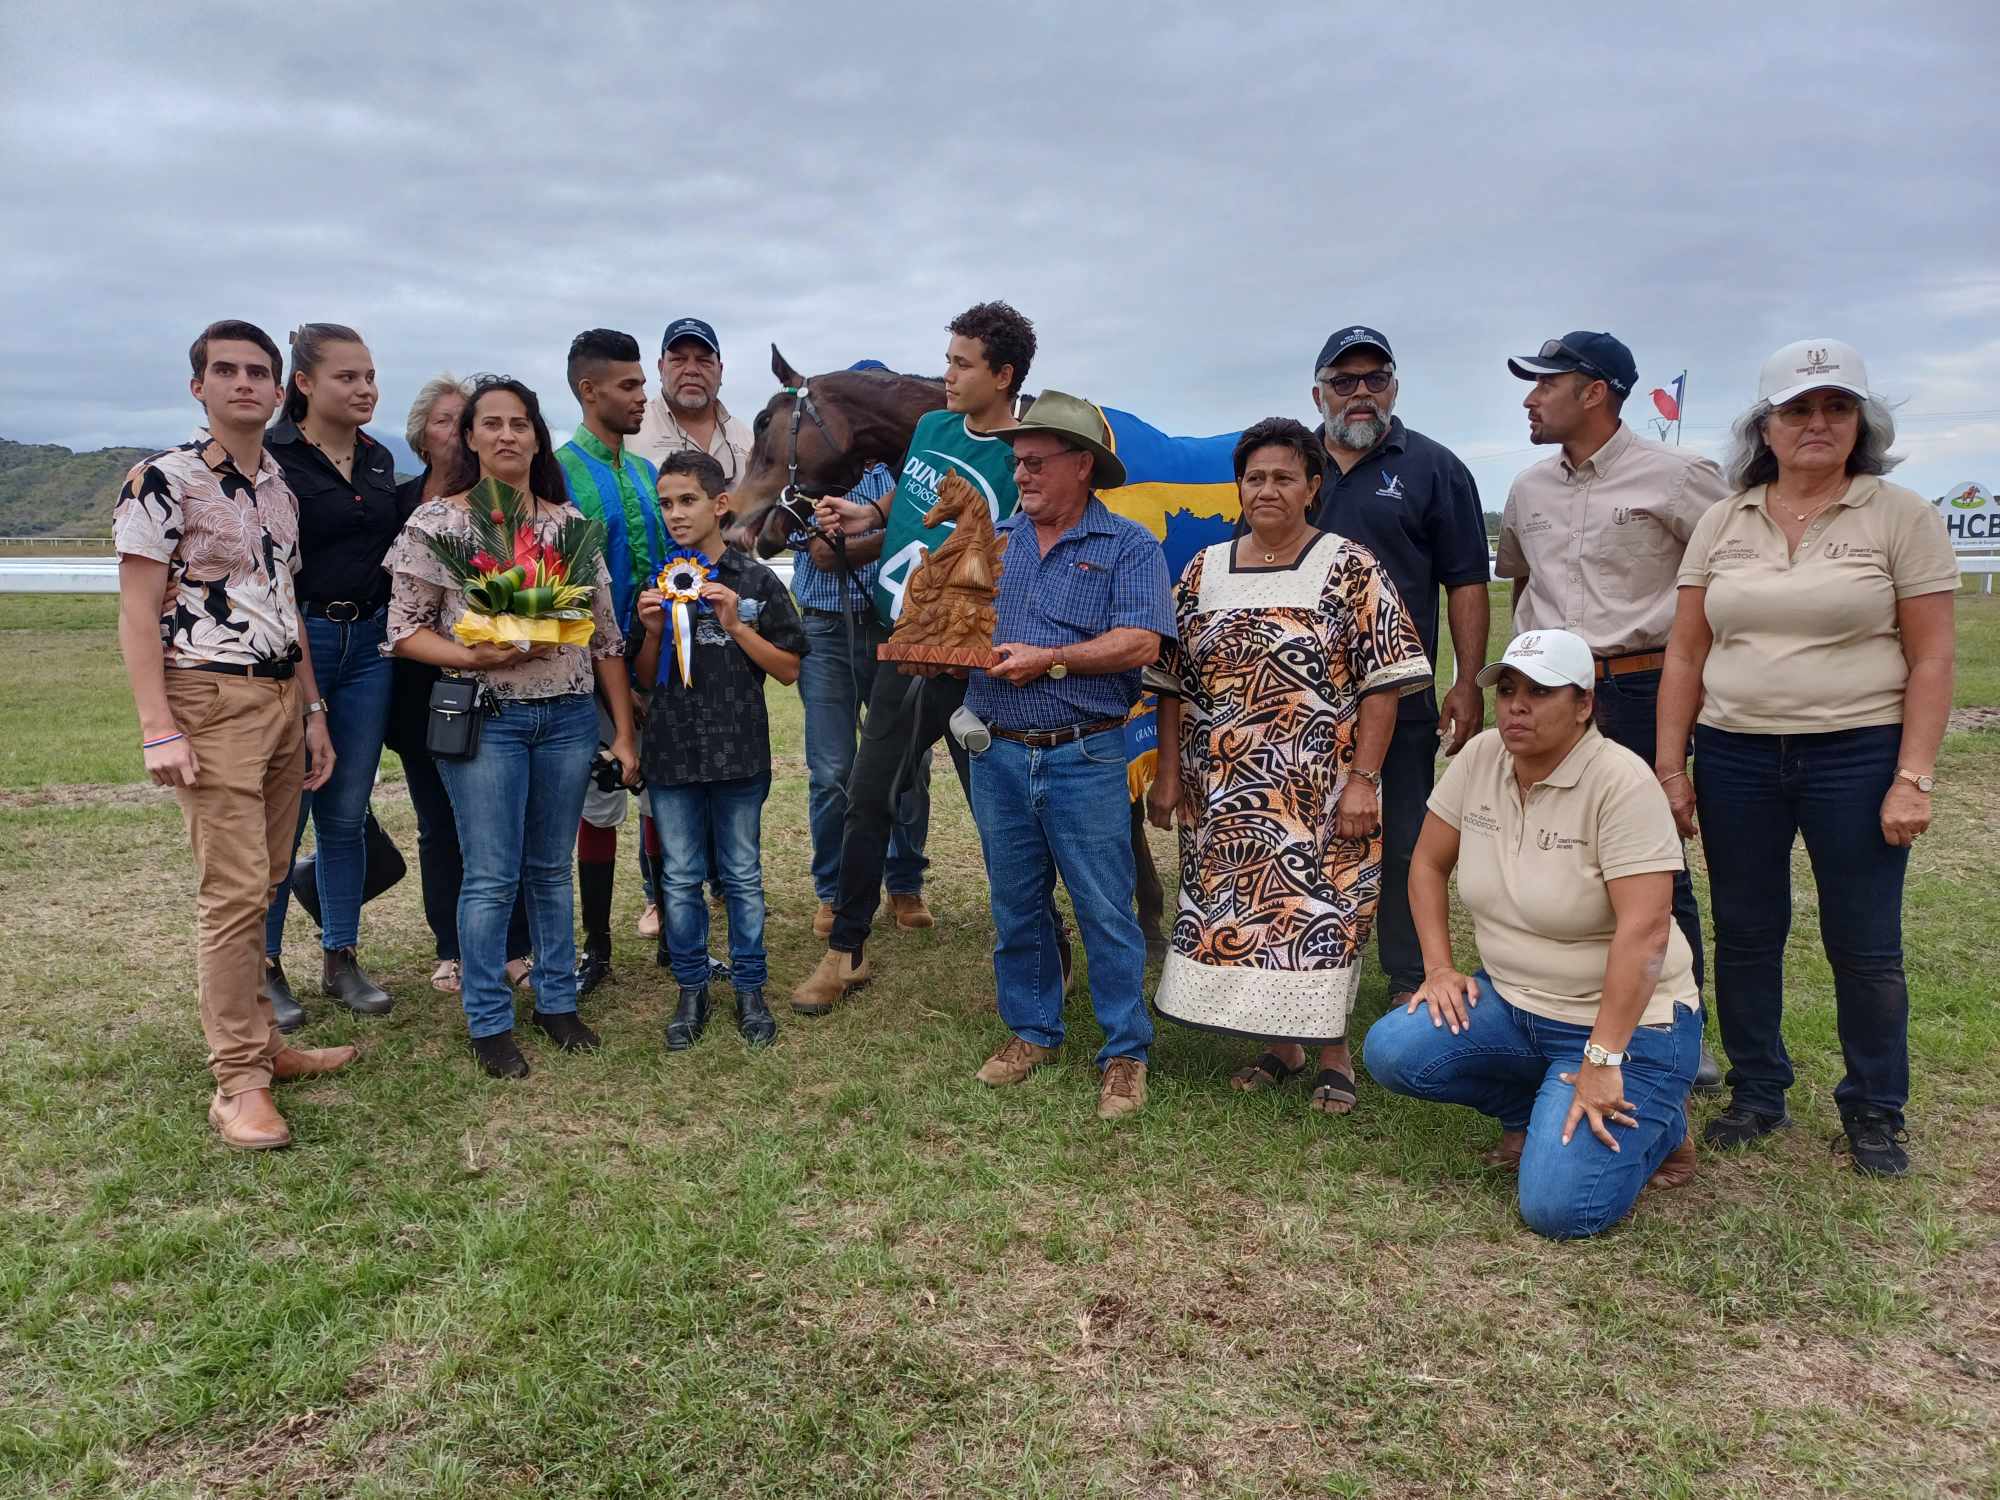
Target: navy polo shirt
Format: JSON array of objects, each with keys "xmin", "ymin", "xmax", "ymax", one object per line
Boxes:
[{"xmin": 1240, "ymin": 416, "xmax": 1488, "ymax": 722}]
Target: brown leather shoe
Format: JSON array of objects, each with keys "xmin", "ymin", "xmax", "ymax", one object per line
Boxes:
[
  {"xmin": 889, "ymin": 892, "xmax": 934, "ymax": 930},
  {"xmin": 271, "ymin": 1045, "xmax": 360, "ymax": 1080},
  {"xmin": 1097, "ymin": 1058, "xmax": 1148, "ymax": 1120},
  {"xmin": 1648, "ymin": 1099, "xmax": 1698, "ymax": 1191},
  {"xmin": 813, "ymin": 902, "xmax": 835, "ymax": 939},
  {"xmin": 976, "ymin": 1036, "xmax": 1058, "ymax": 1087},
  {"xmin": 209, "ymin": 1087, "xmax": 291, "ymax": 1150},
  {"xmin": 1481, "ymin": 1129, "xmax": 1527, "ymax": 1171},
  {"xmin": 790, "ymin": 947, "xmax": 872, "ymax": 1016}
]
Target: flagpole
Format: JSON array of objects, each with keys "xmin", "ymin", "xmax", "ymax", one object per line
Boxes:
[{"xmin": 1676, "ymin": 370, "xmax": 1686, "ymax": 447}]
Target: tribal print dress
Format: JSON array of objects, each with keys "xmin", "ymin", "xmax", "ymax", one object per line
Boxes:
[{"xmin": 1150, "ymin": 532, "xmax": 1432, "ymax": 1043}]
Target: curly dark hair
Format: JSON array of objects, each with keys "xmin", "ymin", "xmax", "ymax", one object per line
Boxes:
[
  {"xmin": 448, "ymin": 375, "xmax": 571, "ymax": 504},
  {"xmin": 1231, "ymin": 417, "xmax": 1326, "ymax": 485},
  {"xmin": 947, "ymin": 300, "xmax": 1036, "ymax": 397}
]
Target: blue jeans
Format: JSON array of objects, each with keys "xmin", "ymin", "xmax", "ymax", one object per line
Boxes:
[
  {"xmin": 1363, "ymin": 973, "xmax": 1701, "ymax": 1239},
  {"xmin": 1593, "ymin": 667, "xmax": 1705, "ymax": 991},
  {"xmin": 435, "ymin": 693, "xmax": 596, "ymax": 1039},
  {"xmin": 1694, "ymin": 723, "xmax": 1910, "ymax": 1125},
  {"xmin": 649, "ymin": 775, "xmax": 771, "ymax": 990},
  {"xmin": 265, "ymin": 609, "xmax": 393, "ymax": 953},
  {"xmin": 969, "ymin": 728, "xmax": 1152, "ymax": 1069},
  {"xmin": 799, "ymin": 611, "xmax": 929, "ymax": 903}
]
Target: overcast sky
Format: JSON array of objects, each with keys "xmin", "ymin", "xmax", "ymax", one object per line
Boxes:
[{"xmin": 2, "ymin": 0, "xmax": 1995, "ymax": 503}]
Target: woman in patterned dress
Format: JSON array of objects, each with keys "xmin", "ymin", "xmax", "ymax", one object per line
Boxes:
[{"xmin": 1146, "ymin": 418, "xmax": 1432, "ymax": 1112}]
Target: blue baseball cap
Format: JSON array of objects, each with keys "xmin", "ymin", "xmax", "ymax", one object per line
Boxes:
[
  {"xmin": 660, "ymin": 317, "xmax": 720, "ymax": 356},
  {"xmin": 1508, "ymin": 331, "xmax": 1637, "ymax": 397},
  {"xmin": 1315, "ymin": 325, "xmax": 1393, "ymax": 373},
  {"xmin": 848, "ymin": 359, "xmax": 888, "ymax": 372}
]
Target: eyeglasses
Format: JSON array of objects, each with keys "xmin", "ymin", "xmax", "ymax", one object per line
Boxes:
[
  {"xmin": 1771, "ymin": 394, "xmax": 1859, "ymax": 426},
  {"xmin": 1012, "ymin": 451, "xmax": 1078, "ymax": 475},
  {"xmin": 1319, "ymin": 370, "xmax": 1394, "ymax": 396}
]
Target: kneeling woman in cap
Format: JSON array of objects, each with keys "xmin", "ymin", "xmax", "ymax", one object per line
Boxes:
[{"xmin": 1363, "ymin": 629, "xmax": 1701, "ymax": 1239}]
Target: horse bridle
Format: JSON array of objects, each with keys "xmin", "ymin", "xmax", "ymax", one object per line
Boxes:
[{"xmin": 778, "ymin": 382, "xmax": 848, "ymax": 512}]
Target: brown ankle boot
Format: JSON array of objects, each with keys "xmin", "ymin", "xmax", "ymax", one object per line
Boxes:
[
  {"xmin": 209, "ymin": 1087, "xmax": 291, "ymax": 1150},
  {"xmin": 271, "ymin": 1045, "xmax": 360, "ymax": 1080},
  {"xmin": 888, "ymin": 892, "xmax": 934, "ymax": 930},
  {"xmin": 790, "ymin": 948, "xmax": 872, "ymax": 1016},
  {"xmin": 1648, "ymin": 1098, "xmax": 1698, "ymax": 1191},
  {"xmin": 976, "ymin": 1036, "xmax": 1058, "ymax": 1087}
]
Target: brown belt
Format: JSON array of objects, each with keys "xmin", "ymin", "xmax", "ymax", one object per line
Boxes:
[
  {"xmin": 989, "ymin": 716, "xmax": 1128, "ymax": 749},
  {"xmin": 1594, "ymin": 652, "xmax": 1665, "ymax": 681}
]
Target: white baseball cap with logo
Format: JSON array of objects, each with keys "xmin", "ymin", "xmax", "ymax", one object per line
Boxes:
[
  {"xmin": 1476, "ymin": 629, "xmax": 1595, "ymax": 691},
  {"xmin": 1759, "ymin": 339, "xmax": 1875, "ymax": 407}
]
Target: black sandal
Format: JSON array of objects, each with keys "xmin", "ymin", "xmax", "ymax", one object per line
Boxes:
[
  {"xmin": 1230, "ymin": 1050, "xmax": 1309, "ymax": 1092},
  {"xmin": 1310, "ymin": 1068, "xmax": 1358, "ymax": 1114}
]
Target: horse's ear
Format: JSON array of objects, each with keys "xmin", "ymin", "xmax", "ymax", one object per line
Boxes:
[{"xmin": 772, "ymin": 345, "xmax": 805, "ymax": 388}]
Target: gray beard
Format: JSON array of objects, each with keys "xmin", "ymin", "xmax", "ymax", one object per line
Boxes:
[{"xmin": 1328, "ymin": 410, "xmax": 1388, "ymax": 451}]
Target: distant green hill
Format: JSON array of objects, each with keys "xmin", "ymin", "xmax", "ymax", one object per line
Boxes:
[{"xmin": 0, "ymin": 438, "xmax": 155, "ymax": 536}]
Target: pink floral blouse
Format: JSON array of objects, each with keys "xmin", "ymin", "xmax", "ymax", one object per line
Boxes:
[{"xmin": 383, "ymin": 497, "xmax": 625, "ymax": 700}]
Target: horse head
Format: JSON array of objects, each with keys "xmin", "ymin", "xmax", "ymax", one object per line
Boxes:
[{"xmin": 922, "ymin": 471, "xmax": 986, "ymax": 532}]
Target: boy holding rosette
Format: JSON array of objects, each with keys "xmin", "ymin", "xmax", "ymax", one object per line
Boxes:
[{"xmin": 632, "ymin": 452, "xmax": 807, "ymax": 1050}]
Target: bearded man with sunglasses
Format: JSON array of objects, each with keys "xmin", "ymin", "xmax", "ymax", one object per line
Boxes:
[
  {"xmin": 1276, "ymin": 326, "xmax": 1491, "ymax": 1017},
  {"xmin": 1497, "ymin": 330, "xmax": 1732, "ymax": 1091}
]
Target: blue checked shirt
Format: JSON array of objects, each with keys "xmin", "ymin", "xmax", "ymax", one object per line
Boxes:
[
  {"xmin": 964, "ymin": 497, "xmax": 1176, "ymax": 732},
  {"xmin": 787, "ymin": 464, "xmax": 894, "ymax": 613}
]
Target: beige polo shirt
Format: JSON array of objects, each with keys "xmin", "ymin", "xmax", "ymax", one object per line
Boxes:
[
  {"xmin": 1496, "ymin": 423, "xmax": 1730, "ymax": 655},
  {"xmin": 1430, "ymin": 727, "xmax": 1698, "ymax": 1028},
  {"xmin": 631, "ymin": 394, "xmax": 753, "ymax": 487},
  {"xmin": 1677, "ymin": 477, "xmax": 1958, "ymax": 734}
]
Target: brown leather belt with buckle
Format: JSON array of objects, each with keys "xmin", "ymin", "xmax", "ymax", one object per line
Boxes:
[
  {"xmin": 1595, "ymin": 651, "xmax": 1665, "ymax": 680},
  {"xmin": 989, "ymin": 716, "xmax": 1128, "ymax": 749}
]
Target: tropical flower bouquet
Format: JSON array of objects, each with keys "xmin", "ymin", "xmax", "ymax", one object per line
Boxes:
[{"xmin": 422, "ymin": 478, "xmax": 608, "ymax": 647}]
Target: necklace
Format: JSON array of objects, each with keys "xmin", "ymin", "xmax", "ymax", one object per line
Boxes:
[
  {"xmin": 1252, "ymin": 528, "xmax": 1311, "ymax": 565},
  {"xmin": 1767, "ymin": 485, "xmax": 1839, "ymax": 525},
  {"xmin": 307, "ymin": 432, "xmax": 357, "ymax": 478}
]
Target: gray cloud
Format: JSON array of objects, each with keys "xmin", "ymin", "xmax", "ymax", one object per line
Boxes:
[{"xmin": 2, "ymin": 0, "xmax": 1995, "ymax": 501}]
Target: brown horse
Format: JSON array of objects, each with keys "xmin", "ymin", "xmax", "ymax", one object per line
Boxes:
[{"xmin": 733, "ymin": 346, "xmax": 1169, "ymax": 958}]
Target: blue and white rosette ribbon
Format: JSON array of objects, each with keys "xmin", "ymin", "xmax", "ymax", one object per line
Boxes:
[{"xmin": 655, "ymin": 548, "xmax": 713, "ymax": 688}]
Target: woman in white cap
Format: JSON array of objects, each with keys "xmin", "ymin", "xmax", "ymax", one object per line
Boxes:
[
  {"xmin": 1654, "ymin": 341, "xmax": 1956, "ymax": 1175},
  {"xmin": 1364, "ymin": 628, "xmax": 1703, "ymax": 1239}
]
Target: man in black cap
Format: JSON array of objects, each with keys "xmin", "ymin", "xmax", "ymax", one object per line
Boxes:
[
  {"xmin": 632, "ymin": 317, "xmax": 753, "ymax": 484},
  {"xmin": 1285, "ymin": 326, "xmax": 1490, "ymax": 1013}
]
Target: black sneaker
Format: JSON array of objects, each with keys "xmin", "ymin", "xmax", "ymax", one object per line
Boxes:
[
  {"xmin": 472, "ymin": 1029, "xmax": 531, "ymax": 1079},
  {"xmin": 1838, "ymin": 1110, "xmax": 1910, "ymax": 1177},
  {"xmin": 1702, "ymin": 1101, "xmax": 1790, "ymax": 1150},
  {"xmin": 532, "ymin": 1010, "xmax": 601, "ymax": 1053}
]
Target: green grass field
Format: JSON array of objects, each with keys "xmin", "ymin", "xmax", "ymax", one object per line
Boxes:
[{"xmin": 3, "ymin": 590, "xmax": 1997, "ymax": 1498}]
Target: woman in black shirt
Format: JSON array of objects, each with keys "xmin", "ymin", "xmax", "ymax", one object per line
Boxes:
[{"xmin": 261, "ymin": 323, "xmax": 401, "ymax": 1023}]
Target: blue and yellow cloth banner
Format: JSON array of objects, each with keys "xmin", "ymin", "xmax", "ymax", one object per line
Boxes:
[{"xmin": 1093, "ymin": 406, "xmax": 1243, "ymax": 798}]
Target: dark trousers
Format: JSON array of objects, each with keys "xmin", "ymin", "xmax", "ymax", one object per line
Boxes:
[
  {"xmin": 830, "ymin": 670, "xmax": 970, "ymax": 953},
  {"xmin": 402, "ymin": 738, "xmax": 530, "ymax": 965},
  {"xmin": 1373, "ymin": 717, "xmax": 1439, "ymax": 995},
  {"xmin": 1592, "ymin": 667, "xmax": 1706, "ymax": 991},
  {"xmin": 1694, "ymin": 723, "xmax": 1911, "ymax": 1125}
]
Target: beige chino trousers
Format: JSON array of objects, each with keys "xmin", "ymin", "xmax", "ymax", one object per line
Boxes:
[{"xmin": 164, "ymin": 670, "xmax": 305, "ymax": 1096}]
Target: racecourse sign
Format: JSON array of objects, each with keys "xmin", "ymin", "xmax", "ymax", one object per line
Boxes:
[{"xmin": 1935, "ymin": 481, "xmax": 1997, "ymax": 548}]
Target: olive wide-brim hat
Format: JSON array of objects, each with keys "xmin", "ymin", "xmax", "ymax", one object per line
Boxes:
[{"xmin": 995, "ymin": 390, "xmax": 1127, "ymax": 490}]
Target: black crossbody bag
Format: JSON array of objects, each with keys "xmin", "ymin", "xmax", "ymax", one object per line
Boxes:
[{"xmin": 425, "ymin": 677, "xmax": 489, "ymax": 759}]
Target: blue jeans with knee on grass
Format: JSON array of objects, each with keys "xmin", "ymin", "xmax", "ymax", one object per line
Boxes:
[
  {"xmin": 649, "ymin": 774, "xmax": 771, "ymax": 991},
  {"xmin": 1363, "ymin": 972, "xmax": 1701, "ymax": 1240}
]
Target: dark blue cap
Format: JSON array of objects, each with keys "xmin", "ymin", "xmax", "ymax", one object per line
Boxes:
[
  {"xmin": 1508, "ymin": 331, "xmax": 1637, "ymax": 396},
  {"xmin": 1314, "ymin": 325, "xmax": 1394, "ymax": 373},
  {"xmin": 661, "ymin": 317, "xmax": 720, "ymax": 356},
  {"xmin": 848, "ymin": 358, "xmax": 888, "ymax": 372}
]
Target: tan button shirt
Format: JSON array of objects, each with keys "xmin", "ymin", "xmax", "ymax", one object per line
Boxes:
[
  {"xmin": 1677, "ymin": 477, "xmax": 1959, "ymax": 734},
  {"xmin": 1429, "ymin": 726, "xmax": 1698, "ymax": 1028},
  {"xmin": 1496, "ymin": 424, "xmax": 1730, "ymax": 655},
  {"xmin": 631, "ymin": 394, "xmax": 753, "ymax": 487}
]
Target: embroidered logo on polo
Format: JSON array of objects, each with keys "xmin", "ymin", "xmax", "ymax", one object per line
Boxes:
[
  {"xmin": 1522, "ymin": 513, "xmax": 1554, "ymax": 535},
  {"xmin": 1463, "ymin": 805, "xmax": 1501, "ymax": 835},
  {"xmin": 1612, "ymin": 507, "xmax": 1633, "ymax": 525},
  {"xmin": 1822, "ymin": 542, "xmax": 1876, "ymax": 560},
  {"xmin": 1536, "ymin": 829, "xmax": 1588, "ymax": 851},
  {"xmin": 1710, "ymin": 539, "xmax": 1760, "ymax": 562},
  {"xmin": 1375, "ymin": 472, "xmax": 1404, "ymax": 500}
]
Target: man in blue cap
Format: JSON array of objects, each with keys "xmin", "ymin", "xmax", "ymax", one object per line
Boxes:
[{"xmin": 632, "ymin": 316, "xmax": 753, "ymax": 485}]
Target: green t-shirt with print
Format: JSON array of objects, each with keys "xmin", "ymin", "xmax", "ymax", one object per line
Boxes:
[{"xmin": 872, "ymin": 409, "xmax": 1021, "ymax": 628}]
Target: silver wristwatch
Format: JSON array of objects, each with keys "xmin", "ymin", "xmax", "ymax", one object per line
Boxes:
[
  {"xmin": 1582, "ymin": 1041, "xmax": 1626, "ymax": 1068},
  {"xmin": 303, "ymin": 698, "xmax": 328, "ymax": 717}
]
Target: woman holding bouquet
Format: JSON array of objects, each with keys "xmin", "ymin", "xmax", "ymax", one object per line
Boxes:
[{"xmin": 385, "ymin": 375, "xmax": 640, "ymax": 1078}]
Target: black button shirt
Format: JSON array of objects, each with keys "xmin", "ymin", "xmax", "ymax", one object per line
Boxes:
[
  {"xmin": 267, "ymin": 417, "xmax": 403, "ymax": 608},
  {"xmin": 1240, "ymin": 417, "xmax": 1488, "ymax": 721},
  {"xmin": 631, "ymin": 548, "xmax": 810, "ymax": 788}
]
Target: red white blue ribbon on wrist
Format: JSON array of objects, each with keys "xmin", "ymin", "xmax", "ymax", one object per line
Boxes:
[{"xmin": 655, "ymin": 548, "xmax": 713, "ymax": 688}]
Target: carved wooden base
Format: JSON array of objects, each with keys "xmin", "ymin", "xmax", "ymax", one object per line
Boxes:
[{"xmin": 877, "ymin": 640, "xmax": 999, "ymax": 669}]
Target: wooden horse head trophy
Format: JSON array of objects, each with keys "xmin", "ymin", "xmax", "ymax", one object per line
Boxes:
[{"xmin": 878, "ymin": 472, "xmax": 1009, "ymax": 669}]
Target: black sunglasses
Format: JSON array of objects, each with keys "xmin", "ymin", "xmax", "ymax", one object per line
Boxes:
[
  {"xmin": 1319, "ymin": 370, "xmax": 1394, "ymax": 396},
  {"xmin": 1538, "ymin": 339, "xmax": 1610, "ymax": 384}
]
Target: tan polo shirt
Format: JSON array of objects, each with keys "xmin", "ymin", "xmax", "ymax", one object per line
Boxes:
[
  {"xmin": 631, "ymin": 394, "xmax": 753, "ymax": 487},
  {"xmin": 1496, "ymin": 423, "xmax": 1730, "ymax": 655},
  {"xmin": 1429, "ymin": 727, "xmax": 1698, "ymax": 1028},
  {"xmin": 1677, "ymin": 477, "xmax": 1958, "ymax": 734}
]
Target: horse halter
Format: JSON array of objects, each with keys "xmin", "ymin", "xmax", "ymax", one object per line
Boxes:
[{"xmin": 778, "ymin": 382, "xmax": 844, "ymax": 510}]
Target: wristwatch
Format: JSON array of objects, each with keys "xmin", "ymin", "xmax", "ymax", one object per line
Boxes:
[
  {"xmin": 1896, "ymin": 769, "xmax": 1935, "ymax": 793},
  {"xmin": 1047, "ymin": 650, "xmax": 1068, "ymax": 681},
  {"xmin": 303, "ymin": 698, "xmax": 328, "ymax": 717},
  {"xmin": 1582, "ymin": 1041, "xmax": 1627, "ymax": 1068},
  {"xmin": 1351, "ymin": 766, "xmax": 1384, "ymax": 789}
]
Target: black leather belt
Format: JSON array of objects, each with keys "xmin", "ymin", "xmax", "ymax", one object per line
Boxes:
[
  {"xmin": 304, "ymin": 598, "xmax": 384, "ymax": 622},
  {"xmin": 178, "ymin": 660, "xmax": 297, "ymax": 680},
  {"xmin": 989, "ymin": 716, "xmax": 1127, "ymax": 748}
]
